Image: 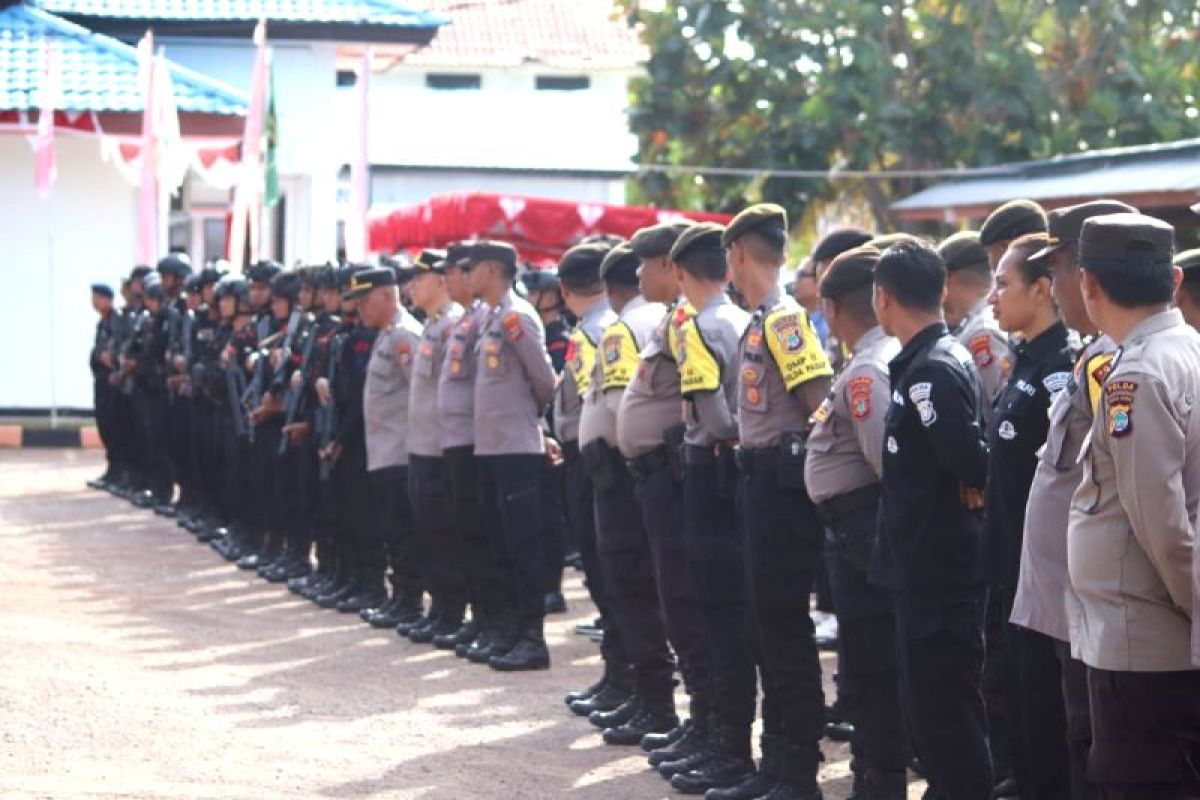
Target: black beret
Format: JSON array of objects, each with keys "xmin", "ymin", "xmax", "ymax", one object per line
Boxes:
[
  {"xmin": 1029, "ymin": 200, "xmax": 1138, "ymax": 262},
  {"xmin": 600, "ymin": 242, "xmax": 641, "ymax": 286},
  {"xmin": 631, "ymin": 221, "xmax": 694, "ymax": 259},
  {"xmin": 468, "ymin": 240, "xmax": 518, "ymax": 270},
  {"xmin": 937, "ymin": 231, "xmax": 989, "ymax": 273},
  {"xmin": 979, "ymin": 199, "xmax": 1047, "ymax": 246},
  {"xmin": 1176, "ymin": 248, "xmax": 1200, "ymax": 276},
  {"xmin": 270, "ymin": 271, "xmax": 302, "ymax": 301},
  {"xmin": 721, "ymin": 203, "xmax": 787, "ymax": 249},
  {"xmin": 580, "ymin": 233, "xmax": 624, "ymax": 248},
  {"xmin": 1079, "ymin": 213, "xmax": 1174, "ymax": 272},
  {"xmin": 157, "ymin": 252, "xmax": 193, "ymax": 278},
  {"xmin": 247, "ymin": 260, "xmax": 283, "ymax": 283},
  {"xmin": 130, "ymin": 265, "xmax": 153, "ymax": 281},
  {"xmin": 819, "ymin": 245, "xmax": 880, "ymax": 299},
  {"xmin": 90, "ymin": 282, "xmax": 114, "ymax": 299},
  {"xmin": 343, "ymin": 267, "xmax": 397, "ymax": 300},
  {"xmin": 811, "ymin": 227, "xmax": 874, "ymax": 264},
  {"xmin": 669, "ymin": 222, "xmax": 726, "ymax": 264},
  {"xmin": 867, "ymin": 232, "xmax": 921, "ymax": 250},
  {"xmin": 557, "ymin": 242, "xmax": 611, "ymax": 289}
]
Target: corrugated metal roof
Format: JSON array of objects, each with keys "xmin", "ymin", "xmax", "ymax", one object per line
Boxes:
[
  {"xmin": 1, "ymin": 4, "xmax": 247, "ymax": 114},
  {"xmin": 37, "ymin": 0, "xmax": 445, "ymax": 28},
  {"xmin": 893, "ymin": 139, "xmax": 1200, "ymax": 212}
]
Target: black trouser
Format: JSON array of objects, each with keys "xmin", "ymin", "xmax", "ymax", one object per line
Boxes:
[
  {"xmin": 893, "ymin": 590, "xmax": 992, "ymax": 800},
  {"xmin": 1005, "ymin": 621, "xmax": 1069, "ymax": 800},
  {"xmin": 113, "ymin": 387, "xmax": 143, "ymax": 486},
  {"xmin": 368, "ymin": 464, "xmax": 420, "ymax": 600},
  {"xmin": 540, "ymin": 458, "xmax": 566, "ymax": 596},
  {"xmin": 313, "ymin": 431, "xmax": 344, "ymax": 576},
  {"xmin": 1055, "ymin": 640, "xmax": 1097, "ymax": 800},
  {"xmin": 564, "ymin": 441, "xmax": 627, "ymax": 669},
  {"xmin": 212, "ymin": 408, "xmax": 241, "ymax": 527},
  {"xmin": 595, "ymin": 460, "xmax": 673, "ymax": 699},
  {"xmin": 247, "ymin": 421, "xmax": 284, "ymax": 554},
  {"xmin": 281, "ymin": 436, "xmax": 318, "ymax": 561},
  {"xmin": 823, "ymin": 497, "xmax": 906, "ymax": 785},
  {"xmin": 338, "ymin": 447, "xmax": 375, "ymax": 590},
  {"xmin": 93, "ymin": 376, "xmax": 117, "ymax": 474},
  {"xmin": 1086, "ymin": 667, "xmax": 1200, "ymax": 799},
  {"xmin": 409, "ymin": 455, "xmax": 466, "ymax": 612},
  {"xmin": 135, "ymin": 386, "xmax": 172, "ymax": 502},
  {"xmin": 446, "ymin": 446, "xmax": 505, "ymax": 622},
  {"xmin": 165, "ymin": 392, "xmax": 191, "ymax": 503},
  {"xmin": 477, "ymin": 453, "xmax": 544, "ymax": 630},
  {"xmin": 983, "ymin": 586, "xmax": 1013, "ymax": 784},
  {"xmin": 683, "ymin": 449, "xmax": 755, "ymax": 732},
  {"xmin": 188, "ymin": 395, "xmax": 216, "ymax": 516},
  {"xmin": 739, "ymin": 448, "xmax": 824, "ymax": 772}
]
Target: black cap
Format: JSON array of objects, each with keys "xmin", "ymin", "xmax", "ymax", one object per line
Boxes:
[
  {"xmin": 600, "ymin": 242, "xmax": 641, "ymax": 286},
  {"xmin": 196, "ymin": 267, "xmax": 225, "ymax": 287},
  {"xmin": 557, "ymin": 242, "xmax": 612, "ymax": 289},
  {"xmin": 468, "ymin": 240, "xmax": 518, "ymax": 270},
  {"xmin": 90, "ymin": 282, "xmax": 114, "ymax": 299},
  {"xmin": 819, "ymin": 245, "xmax": 880, "ymax": 300},
  {"xmin": 271, "ymin": 271, "xmax": 302, "ymax": 302},
  {"xmin": 142, "ymin": 272, "xmax": 166, "ymax": 300},
  {"xmin": 338, "ymin": 264, "xmax": 367, "ymax": 289},
  {"xmin": 979, "ymin": 199, "xmax": 1048, "ymax": 246},
  {"xmin": 937, "ymin": 231, "xmax": 989, "ymax": 273},
  {"xmin": 811, "ymin": 227, "xmax": 874, "ymax": 264},
  {"xmin": 445, "ymin": 242, "xmax": 472, "ymax": 268},
  {"xmin": 156, "ymin": 252, "xmax": 193, "ymax": 278},
  {"xmin": 402, "ymin": 248, "xmax": 447, "ymax": 279},
  {"xmin": 721, "ymin": 203, "xmax": 787, "ymax": 249},
  {"xmin": 519, "ymin": 268, "xmax": 560, "ymax": 294},
  {"xmin": 631, "ymin": 221, "xmax": 694, "ymax": 259},
  {"xmin": 313, "ymin": 265, "xmax": 339, "ymax": 289},
  {"xmin": 247, "ymin": 260, "xmax": 283, "ymax": 284},
  {"xmin": 1079, "ymin": 213, "xmax": 1174, "ymax": 272},
  {"xmin": 669, "ymin": 222, "xmax": 725, "ymax": 264},
  {"xmin": 130, "ymin": 265, "xmax": 152, "ymax": 281},
  {"xmin": 1029, "ymin": 200, "xmax": 1139, "ymax": 262},
  {"xmin": 343, "ymin": 267, "xmax": 396, "ymax": 300},
  {"xmin": 1176, "ymin": 248, "xmax": 1200, "ymax": 276}
]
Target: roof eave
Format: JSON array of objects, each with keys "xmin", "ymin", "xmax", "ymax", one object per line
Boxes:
[{"xmin": 52, "ymin": 16, "xmax": 443, "ymax": 46}]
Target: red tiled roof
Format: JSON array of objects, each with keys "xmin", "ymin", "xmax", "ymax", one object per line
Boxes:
[{"xmin": 403, "ymin": 0, "xmax": 646, "ymax": 70}]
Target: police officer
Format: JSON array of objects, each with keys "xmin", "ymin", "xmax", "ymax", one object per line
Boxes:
[
  {"xmin": 180, "ymin": 265, "xmax": 226, "ymax": 537},
  {"xmin": 870, "ymin": 239, "xmax": 992, "ymax": 800},
  {"xmin": 805, "ymin": 246, "xmax": 906, "ymax": 800},
  {"xmin": 87, "ymin": 283, "xmax": 120, "ymax": 491},
  {"xmin": 721, "ymin": 205, "xmax": 834, "ymax": 800},
  {"xmin": 667, "ymin": 222, "xmax": 757, "ymax": 795},
  {"xmin": 158, "ymin": 253, "xmax": 194, "ymax": 517},
  {"xmin": 978, "ymin": 199, "xmax": 1048, "ymax": 272},
  {"xmin": 1174, "ymin": 249, "xmax": 1200, "ymax": 331},
  {"xmin": 126, "ymin": 270, "xmax": 174, "ymax": 510},
  {"xmin": 981, "ymin": 233, "xmax": 1074, "ymax": 800},
  {"xmin": 103, "ymin": 274, "xmax": 143, "ymax": 499},
  {"xmin": 467, "ymin": 240, "xmax": 557, "ymax": 671},
  {"xmin": 1066, "ymin": 213, "xmax": 1200, "ymax": 799},
  {"xmin": 1008, "ymin": 199, "xmax": 1135, "ymax": 800}
]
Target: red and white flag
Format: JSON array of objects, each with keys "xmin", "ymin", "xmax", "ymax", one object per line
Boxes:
[{"xmin": 32, "ymin": 40, "xmax": 59, "ymax": 198}]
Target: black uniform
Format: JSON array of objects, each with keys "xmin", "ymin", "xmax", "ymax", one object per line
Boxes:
[
  {"xmin": 126, "ymin": 302, "xmax": 173, "ymax": 504},
  {"xmin": 89, "ymin": 310, "xmax": 120, "ymax": 482},
  {"xmin": 871, "ymin": 322, "xmax": 992, "ymax": 800}
]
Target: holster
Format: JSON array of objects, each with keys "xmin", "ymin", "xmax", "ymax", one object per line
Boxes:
[
  {"xmin": 775, "ymin": 431, "xmax": 807, "ymax": 490},
  {"xmin": 581, "ymin": 439, "xmax": 623, "ymax": 492},
  {"xmin": 663, "ymin": 422, "xmax": 686, "ymax": 482}
]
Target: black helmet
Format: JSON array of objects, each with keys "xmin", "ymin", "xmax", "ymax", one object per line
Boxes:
[
  {"xmin": 313, "ymin": 265, "xmax": 339, "ymax": 290},
  {"xmin": 130, "ymin": 265, "xmax": 153, "ymax": 281},
  {"xmin": 157, "ymin": 252, "xmax": 193, "ymax": 278},
  {"xmin": 142, "ymin": 272, "xmax": 167, "ymax": 301},
  {"xmin": 246, "ymin": 259, "xmax": 283, "ymax": 284},
  {"xmin": 196, "ymin": 267, "xmax": 226, "ymax": 287},
  {"xmin": 270, "ymin": 271, "xmax": 302, "ymax": 303},
  {"xmin": 519, "ymin": 267, "xmax": 560, "ymax": 295},
  {"xmin": 183, "ymin": 273, "xmax": 202, "ymax": 293},
  {"xmin": 214, "ymin": 275, "xmax": 249, "ymax": 304}
]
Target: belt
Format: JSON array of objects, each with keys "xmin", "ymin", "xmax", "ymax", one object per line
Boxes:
[
  {"xmin": 735, "ymin": 445, "xmax": 776, "ymax": 474},
  {"xmin": 626, "ymin": 445, "xmax": 670, "ymax": 482},
  {"xmin": 682, "ymin": 443, "xmax": 715, "ymax": 466},
  {"xmin": 816, "ymin": 483, "xmax": 881, "ymax": 525}
]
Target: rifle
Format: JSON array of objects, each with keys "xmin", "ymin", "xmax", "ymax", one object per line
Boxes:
[
  {"xmin": 225, "ymin": 362, "xmax": 249, "ymax": 438},
  {"xmin": 277, "ymin": 321, "xmax": 318, "ymax": 456},
  {"xmin": 317, "ymin": 331, "xmax": 345, "ymax": 481},
  {"xmin": 240, "ymin": 315, "xmax": 280, "ymax": 442}
]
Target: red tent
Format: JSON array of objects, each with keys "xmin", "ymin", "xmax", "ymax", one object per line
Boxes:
[{"xmin": 367, "ymin": 192, "xmax": 733, "ymax": 265}]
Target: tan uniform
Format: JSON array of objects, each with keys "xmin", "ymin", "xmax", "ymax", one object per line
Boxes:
[
  {"xmin": 473, "ymin": 289, "xmax": 556, "ymax": 456},
  {"xmin": 1009, "ymin": 335, "xmax": 1115, "ymax": 642},
  {"xmin": 364, "ymin": 309, "xmax": 424, "ymax": 471},
  {"xmin": 580, "ymin": 295, "xmax": 663, "ymax": 448},
  {"xmin": 408, "ymin": 301, "xmax": 462, "ymax": 458},
  {"xmin": 955, "ymin": 298, "xmax": 1010, "ymax": 422},
  {"xmin": 805, "ymin": 325, "xmax": 898, "ymax": 503},
  {"xmin": 1067, "ymin": 309, "xmax": 1200, "ymax": 671},
  {"xmin": 678, "ymin": 293, "xmax": 750, "ymax": 445},
  {"xmin": 438, "ymin": 302, "xmax": 487, "ymax": 450},
  {"xmin": 555, "ymin": 300, "xmax": 615, "ymax": 444},
  {"xmin": 616, "ymin": 300, "xmax": 690, "ymax": 459}
]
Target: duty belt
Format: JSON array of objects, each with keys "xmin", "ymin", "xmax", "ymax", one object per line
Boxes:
[
  {"xmin": 682, "ymin": 443, "xmax": 721, "ymax": 466},
  {"xmin": 816, "ymin": 483, "xmax": 881, "ymax": 525},
  {"xmin": 626, "ymin": 445, "xmax": 671, "ymax": 482}
]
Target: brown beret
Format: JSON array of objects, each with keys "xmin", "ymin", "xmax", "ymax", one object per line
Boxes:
[
  {"xmin": 819, "ymin": 245, "xmax": 880, "ymax": 299},
  {"xmin": 668, "ymin": 222, "xmax": 726, "ymax": 264},
  {"xmin": 937, "ymin": 231, "xmax": 988, "ymax": 273},
  {"xmin": 721, "ymin": 203, "xmax": 787, "ymax": 249},
  {"xmin": 557, "ymin": 242, "xmax": 612, "ymax": 289},
  {"xmin": 631, "ymin": 221, "xmax": 694, "ymax": 260},
  {"xmin": 867, "ymin": 232, "xmax": 922, "ymax": 250},
  {"xmin": 599, "ymin": 242, "xmax": 641, "ymax": 286},
  {"xmin": 979, "ymin": 199, "xmax": 1047, "ymax": 246},
  {"xmin": 811, "ymin": 227, "xmax": 874, "ymax": 264}
]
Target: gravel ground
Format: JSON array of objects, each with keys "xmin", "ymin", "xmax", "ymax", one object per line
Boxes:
[{"xmin": 0, "ymin": 449, "xmax": 926, "ymax": 799}]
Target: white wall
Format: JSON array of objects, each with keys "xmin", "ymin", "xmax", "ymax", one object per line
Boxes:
[
  {"xmin": 0, "ymin": 136, "xmax": 137, "ymax": 410},
  {"xmin": 371, "ymin": 169, "xmax": 625, "ymax": 207}
]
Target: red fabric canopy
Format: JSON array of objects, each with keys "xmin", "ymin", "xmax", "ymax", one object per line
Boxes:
[{"xmin": 367, "ymin": 192, "xmax": 733, "ymax": 265}]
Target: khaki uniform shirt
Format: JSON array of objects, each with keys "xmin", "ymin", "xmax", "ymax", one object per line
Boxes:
[
  {"xmin": 1010, "ymin": 335, "xmax": 1115, "ymax": 643},
  {"xmin": 438, "ymin": 302, "xmax": 487, "ymax": 450},
  {"xmin": 408, "ymin": 302, "xmax": 462, "ymax": 458},
  {"xmin": 737, "ymin": 286, "xmax": 834, "ymax": 449},
  {"xmin": 805, "ymin": 325, "xmax": 899, "ymax": 503},
  {"xmin": 554, "ymin": 300, "xmax": 615, "ymax": 444},
  {"xmin": 473, "ymin": 289, "xmax": 557, "ymax": 456},
  {"xmin": 616, "ymin": 300, "xmax": 691, "ymax": 459},
  {"xmin": 1067, "ymin": 310, "xmax": 1200, "ymax": 671},
  {"xmin": 364, "ymin": 309, "xmax": 423, "ymax": 471},
  {"xmin": 956, "ymin": 298, "xmax": 1011, "ymax": 424},
  {"xmin": 580, "ymin": 295, "xmax": 664, "ymax": 449},
  {"xmin": 679, "ymin": 293, "xmax": 751, "ymax": 446}
]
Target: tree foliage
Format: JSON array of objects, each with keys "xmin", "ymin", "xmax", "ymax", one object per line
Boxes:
[{"xmin": 619, "ymin": 0, "xmax": 1200, "ymax": 230}]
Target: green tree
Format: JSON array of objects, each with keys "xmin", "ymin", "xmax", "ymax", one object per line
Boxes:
[{"xmin": 620, "ymin": 0, "xmax": 1200, "ymax": 232}]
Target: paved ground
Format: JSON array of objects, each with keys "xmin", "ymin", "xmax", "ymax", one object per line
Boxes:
[{"xmin": 0, "ymin": 449, "xmax": 924, "ymax": 799}]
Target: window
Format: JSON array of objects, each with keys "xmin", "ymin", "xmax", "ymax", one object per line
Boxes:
[
  {"xmin": 425, "ymin": 73, "xmax": 482, "ymax": 90},
  {"xmin": 536, "ymin": 75, "xmax": 590, "ymax": 91},
  {"xmin": 336, "ymin": 69, "xmax": 357, "ymax": 88}
]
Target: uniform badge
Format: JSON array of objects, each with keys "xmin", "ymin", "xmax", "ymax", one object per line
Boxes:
[
  {"xmin": 741, "ymin": 366, "xmax": 759, "ymax": 385},
  {"xmin": 449, "ymin": 359, "xmax": 462, "ymax": 375},
  {"xmin": 419, "ymin": 341, "xmax": 434, "ymax": 359},
  {"xmin": 745, "ymin": 386, "xmax": 761, "ymax": 406},
  {"xmin": 998, "ymin": 420, "xmax": 1017, "ymax": 440},
  {"xmin": 909, "ymin": 381, "xmax": 937, "ymax": 427},
  {"xmin": 486, "ymin": 355, "xmax": 500, "ymax": 370},
  {"xmin": 502, "ymin": 312, "xmax": 523, "ymax": 342},
  {"xmin": 1042, "ymin": 371, "xmax": 1070, "ymax": 398},
  {"xmin": 848, "ymin": 376, "xmax": 873, "ymax": 421},
  {"xmin": 1087, "ymin": 355, "xmax": 1115, "ymax": 414},
  {"xmin": 395, "ymin": 340, "xmax": 412, "ymax": 365},
  {"xmin": 746, "ymin": 330, "xmax": 763, "ymax": 350},
  {"xmin": 812, "ymin": 397, "xmax": 832, "ymax": 424},
  {"xmin": 770, "ymin": 315, "xmax": 805, "ymax": 354},
  {"xmin": 603, "ymin": 336, "xmax": 622, "ymax": 364},
  {"xmin": 1105, "ymin": 379, "xmax": 1137, "ymax": 437},
  {"xmin": 969, "ymin": 334, "xmax": 993, "ymax": 368}
]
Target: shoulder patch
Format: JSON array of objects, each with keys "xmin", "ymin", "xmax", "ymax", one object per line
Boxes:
[
  {"xmin": 848, "ymin": 375, "xmax": 873, "ymax": 421},
  {"xmin": 908, "ymin": 381, "xmax": 937, "ymax": 427},
  {"xmin": 1085, "ymin": 353, "xmax": 1115, "ymax": 414},
  {"xmin": 769, "ymin": 312, "xmax": 806, "ymax": 354},
  {"xmin": 1105, "ymin": 379, "xmax": 1137, "ymax": 438},
  {"xmin": 1042, "ymin": 370, "xmax": 1070, "ymax": 398},
  {"xmin": 502, "ymin": 312, "xmax": 524, "ymax": 342},
  {"xmin": 678, "ymin": 318, "xmax": 721, "ymax": 396},
  {"xmin": 764, "ymin": 307, "xmax": 833, "ymax": 391},
  {"xmin": 969, "ymin": 334, "xmax": 993, "ymax": 368}
]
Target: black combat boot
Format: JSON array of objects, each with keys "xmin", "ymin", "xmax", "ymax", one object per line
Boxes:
[
  {"xmin": 650, "ymin": 694, "xmax": 712, "ymax": 766},
  {"xmin": 603, "ymin": 681, "xmax": 678, "ymax": 746},
  {"xmin": 588, "ymin": 692, "xmax": 641, "ymax": 730},
  {"xmin": 754, "ymin": 741, "xmax": 821, "ymax": 800},
  {"xmin": 704, "ymin": 734, "xmax": 782, "ymax": 799},
  {"xmin": 433, "ymin": 617, "xmax": 477, "ymax": 650},
  {"xmin": 571, "ymin": 676, "xmax": 633, "ymax": 718},
  {"xmin": 488, "ymin": 622, "xmax": 550, "ymax": 671},
  {"xmin": 861, "ymin": 769, "xmax": 907, "ymax": 800},
  {"xmin": 670, "ymin": 720, "xmax": 755, "ymax": 794}
]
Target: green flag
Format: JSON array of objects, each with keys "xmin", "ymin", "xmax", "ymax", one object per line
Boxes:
[{"xmin": 263, "ymin": 59, "xmax": 280, "ymax": 207}]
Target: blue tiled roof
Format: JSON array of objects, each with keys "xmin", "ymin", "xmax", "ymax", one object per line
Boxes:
[
  {"xmin": 38, "ymin": 0, "xmax": 446, "ymax": 28},
  {"xmin": 0, "ymin": 4, "xmax": 247, "ymax": 114}
]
